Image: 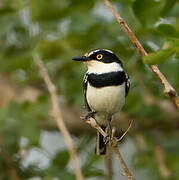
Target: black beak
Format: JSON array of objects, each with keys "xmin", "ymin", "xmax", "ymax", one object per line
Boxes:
[{"xmin": 72, "ymin": 56, "xmax": 90, "ymax": 61}]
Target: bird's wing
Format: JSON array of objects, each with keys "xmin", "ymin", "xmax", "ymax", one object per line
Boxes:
[
  {"xmin": 125, "ymin": 73, "xmax": 130, "ymax": 97},
  {"xmin": 83, "ymin": 73, "xmax": 91, "ymax": 112}
]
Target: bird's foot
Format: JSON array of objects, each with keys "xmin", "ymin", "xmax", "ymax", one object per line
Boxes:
[
  {"xmin": 104, "ymin": 134, "xmax": 111, "ymax": 144},
  {"xmin": 81, "ymin": 111, "xmax": 96, "ymax": 121},
  {"xmin": 104, "ymin": 118, "xmax": 112, "ymax": 144}
]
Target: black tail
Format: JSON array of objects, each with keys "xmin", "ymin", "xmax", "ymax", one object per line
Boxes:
[{"xmin": 95, "ymin": 126, "xmax": 106, "ymax": 155}]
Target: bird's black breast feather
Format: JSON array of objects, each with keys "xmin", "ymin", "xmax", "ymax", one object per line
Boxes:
[{"xmin": 88, "ymin": 71, "xmax": 126, "ymax": 88}]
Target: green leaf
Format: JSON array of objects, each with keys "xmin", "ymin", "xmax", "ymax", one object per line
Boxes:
[
  {"xmin": 0, "ymin": 0, "xmax": 23, "ymax": 14},
  {"xmin": 82, "ymin": 154, "xmax": 104, "ymax": 178},
  {"xmin": 142, "ymin": 48, "xmax": 175, "ymax": 65},
  {"xmin": 30, "ymin": 0, "xmax": 69, "ymax": 21},
  {"xmin": 83, "ymin": 168, "xmax": 104, "ymax": 178},
  {"xmin": 161, "ymin": 0, "xmax": 178, "ymax": 16},
  {"xmin": 157, "ymin": 24, "xmax": 179, "ymax": 38},
  {"xmin": 52, "ymin": 150, "xmax": 70, "ymax": 169},
  {"xmin": 163, "ymin": 39, "xmax": 179, "ymax": 58},
  {"xmin": 168, "ymin": 38, "xmax": 179, "ymax": 47},
  {"xmin": 143, "ymin": 38, "xmax": 179, "ymax": 65},
  {"xmin": 133, "ymin": 0, "xmax": 165, "ymax": 28}
]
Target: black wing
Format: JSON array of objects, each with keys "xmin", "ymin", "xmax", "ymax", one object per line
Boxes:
[
  {"xmin": 125, "ymin": 73, "xmax": 130, "ymax": 97},
  {"xmin": 83, "ymin": 73, "xmax": 91, "ymax": 112}
]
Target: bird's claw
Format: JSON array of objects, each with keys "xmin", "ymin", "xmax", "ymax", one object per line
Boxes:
[
  {"xmin": 80, "ymin": 111, "xmax": 96, "ymax": 121},
  {"xmin": 80, "ymin": 115, "xmax": 89, "ymax": 121},
  {"xmin": 104, "ymin": 135, "xmax": 111, "ymax": 144},
  {"xmin": 104, "ymin": 120, "xmax": 112, "ymax": 144}
]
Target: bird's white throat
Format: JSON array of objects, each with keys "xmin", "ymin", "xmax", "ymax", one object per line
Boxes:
[{"xmin": 85, "ymin": 61, "xmax": 123, "ymax": 74}]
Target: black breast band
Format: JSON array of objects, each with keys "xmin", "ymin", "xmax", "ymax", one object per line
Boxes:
[{"xmin": 88, "ymin": 71, "xmax": 126, "ymax": 88}]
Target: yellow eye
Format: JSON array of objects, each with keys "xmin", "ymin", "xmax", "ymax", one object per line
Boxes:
[{"xmin": 96, "ymin": 54, "xmax": 103, "ymax": 60}]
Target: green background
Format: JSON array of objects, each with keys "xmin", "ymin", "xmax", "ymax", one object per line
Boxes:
[{"xmin": 0, "ymin": 0, "xmax": 178, "ymax": 179}]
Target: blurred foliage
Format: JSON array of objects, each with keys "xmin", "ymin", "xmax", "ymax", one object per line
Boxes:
[
  {"xmin": 143, "ymin": 24, "xmax": 179, "ymax": 64},
  {"xmin": 0, "ymin": 0, "xmax": 178, "ymax": 179}
]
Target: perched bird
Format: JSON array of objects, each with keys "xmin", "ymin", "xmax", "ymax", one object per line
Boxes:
[{"xmin": 72, "ymin": 49, "xmax": 130, "ymax": 155}]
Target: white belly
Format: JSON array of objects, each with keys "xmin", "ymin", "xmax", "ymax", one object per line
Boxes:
[{"xmin": 87, "ymin": 83, "xmax": 125, "ymax": 115}]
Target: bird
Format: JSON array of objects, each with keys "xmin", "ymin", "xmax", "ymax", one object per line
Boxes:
[{"xmin": 72, "ymin": 49, "xmax": 130, "ymax": 155}]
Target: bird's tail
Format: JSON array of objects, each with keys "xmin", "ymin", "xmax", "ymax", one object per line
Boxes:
[{"xmin": 95, "ymin": 126, "xmax": 106, "ymax": 155}]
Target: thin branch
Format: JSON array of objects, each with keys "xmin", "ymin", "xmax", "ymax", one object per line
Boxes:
[
  {"xmin": 34, "ymin": 56, "xmax": 84, "ymax": 180},
  {"xmin": 105, "ymin": 146, "xmax": 113, "ymax": 180},
  {"xmin": 87, "ymin": 118, "xmax": 134, "ymax": 180},
  {"xmin": 86, "ymin": 118, "xmax": 106, "ymax": 137},
  {"xmin": 111, "ymin": 146, "xmax": 134, "ymax": 180},
  {"xmin": 103, "ymin": 0, "xmax": 179, "ymax": 109},
  {"xmin": 117, "ymin": 120, "xmax": 133, "ymax": 142},
  {"xmin": 154, "ymin": 144, "xmax": 171, "ymax": 179},
  {"xmin": 152, "ymin": 132, "xmax": 171, "ymax": 179}
]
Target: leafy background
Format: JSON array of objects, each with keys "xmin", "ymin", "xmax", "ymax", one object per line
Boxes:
[{"xmin": 0, "ymin": 0, "xmax": 178, "ymax": 179}]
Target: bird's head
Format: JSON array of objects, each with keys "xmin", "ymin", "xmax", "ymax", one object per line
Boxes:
[
  {"xmin": 72, "ymin": 49, "xmax": 123, "ymax": 72},
  {"xmin": 72, "ymin": 49, "xmax": 122, "ymax": 64}
]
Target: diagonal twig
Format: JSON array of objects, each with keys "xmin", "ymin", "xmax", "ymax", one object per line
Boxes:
[
  {"xmin": 117, "ymin": 120, "xmax": 133, "ymax": 142},
  {"xmin": 103, "ymin": 0, "xmax": 179, "ymax": 109},
  {"xmin": 152, "ymin": 132, "xmax": 171, "ymax": 179},
  {"xmin": 87, "ymin": 118, "xmax": 134, "ymax": 180},
  {"xmin": 34, "ymin": 56, "xmax": 84, "ymax": 180},
  {"xmin": 154, "ymin": 143, "xmax": 171, "ymax": 179},
  {"xmin": 105, "ymin": 146, "xmax": 113, "ymax": 180},
  {"xmin": 111, "ymin": 145, "xmax": 134, "ymax": 180}
]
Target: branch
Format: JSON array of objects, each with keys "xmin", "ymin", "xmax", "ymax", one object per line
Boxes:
[
  {"xmin": 152, "ymin": 132, "xmax": 171, "ymax": 179},
  {"xmin": 111, "ymin": 145, "xmax": 134, "ymax": 180},
  {"xmin": 154, "ymin": 144, "xmax": 171, "ymax": 179},
  {"xmin": 87, "ymin": 118, "xmax": 134, "ymax": 180},
  {"xmin": 103, "ymin": 0, "xmax": 179, "ymax": 109},
  {"xmin": 105, "ymin": 146, "xmax": 113, "ymax": 180},
  {"xmin": 34, "ymin": 56, "xmax": 84, "ymax": 180},
  {"xmin": 117, "ymin": 120, "xmax": 133, "ymax": 142}
]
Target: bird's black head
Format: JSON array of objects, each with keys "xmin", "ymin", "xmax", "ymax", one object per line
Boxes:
[{"xmin": 72, "ymin": 49, "xmax": 122, "ymax": 65}]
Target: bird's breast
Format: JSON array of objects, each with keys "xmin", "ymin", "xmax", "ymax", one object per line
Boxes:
[{"xmin": 86, "ymin": 83, "xmax": 125, "ymax": 115}]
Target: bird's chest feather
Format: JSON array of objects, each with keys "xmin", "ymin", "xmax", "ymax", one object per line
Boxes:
[{"xmin": 86, "ymin": 83, "xmax": 125, "ymax": 114}]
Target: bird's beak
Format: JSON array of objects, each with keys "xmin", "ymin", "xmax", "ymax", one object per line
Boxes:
[{"xmin": 72, "ymin": 56, "xmax": 90, "ymax": 62}]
